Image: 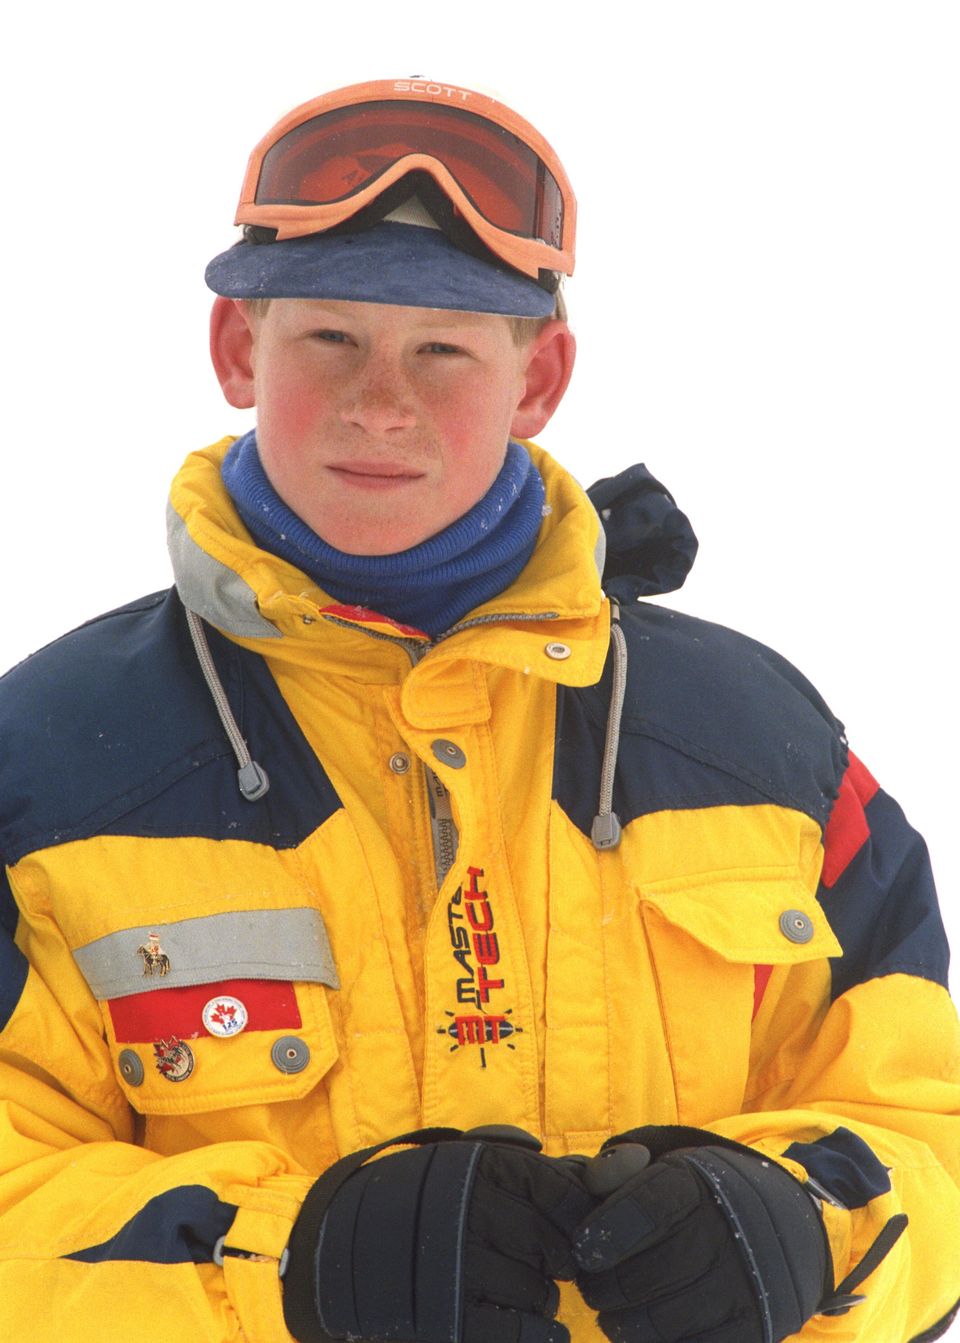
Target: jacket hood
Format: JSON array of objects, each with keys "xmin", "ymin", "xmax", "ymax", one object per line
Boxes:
[{"xmin": 587, "ymin": 463, "xmax": 699, "ymax": 602}]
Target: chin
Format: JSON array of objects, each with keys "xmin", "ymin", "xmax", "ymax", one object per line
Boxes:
[{"xmin": 320, "ymin": 526, "xmax": 426, "ymax": 557}]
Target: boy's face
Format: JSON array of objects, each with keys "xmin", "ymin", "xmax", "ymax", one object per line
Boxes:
[{"xmin": 235, "ymin": 298, "xmax": 547, "ymax": 556}]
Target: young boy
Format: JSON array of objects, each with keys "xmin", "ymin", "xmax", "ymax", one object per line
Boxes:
[{"xmin": 0, "ymin": 78, "xmax": 957, "ymax": 1343}]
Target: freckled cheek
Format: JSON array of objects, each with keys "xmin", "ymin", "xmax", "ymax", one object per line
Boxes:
[
  {"xmin": 256, "ymin": 369, "xmax": 331, "ymax": 453},
  {"xmin": 438, "ymin": 382, "xmax": 516, "ymax": 460},
  {"xmin": 435, "ymin": 376, "xmax": 512, "ymax": 441},
  {"xmin": 440, "ymin": 378, "xmax": 507, "ymax": 427}
]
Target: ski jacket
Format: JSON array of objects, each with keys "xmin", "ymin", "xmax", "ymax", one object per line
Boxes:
[{"xmin": 0, "ymin": 437, "xmax": 957, "ymax": 1342}]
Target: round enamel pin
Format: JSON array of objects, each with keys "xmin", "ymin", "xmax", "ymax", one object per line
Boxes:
[
  {"xmin": 153, "ymin": 1037, "xmax": 195, "ymax": 1082},
  {"xmin": 202, "ymin": 995, "xmax": 249, "ymax": 1038}
]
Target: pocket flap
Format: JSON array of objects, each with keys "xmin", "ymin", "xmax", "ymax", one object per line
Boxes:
[{"xmin": 639, "ymin": 876, "xmax": 841, "ymax": 964}]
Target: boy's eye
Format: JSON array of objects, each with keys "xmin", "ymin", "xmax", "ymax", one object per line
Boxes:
[
  {"xmin": 423, "ymin": 342, "xmax": 461, "ymax": 355},
  {"xmin": 311, "ymin": 329, "xmax": 350, "ymax": 343}
]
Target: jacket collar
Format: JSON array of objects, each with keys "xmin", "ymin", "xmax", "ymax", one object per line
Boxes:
[{"xmin": 167, "ymin": 436, "xmax": 612, "ymax": 686}]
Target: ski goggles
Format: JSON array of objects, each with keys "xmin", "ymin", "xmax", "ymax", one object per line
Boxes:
[{"xmin": 233, "ymin": 78, "xmax": 576, "ymax": 282}]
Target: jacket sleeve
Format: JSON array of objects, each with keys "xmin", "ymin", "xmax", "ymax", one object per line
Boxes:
[
  {"xmin": 711, "ymin": 753, "xmax": 960, "ymax": 1341},
  {"xmin": 0, "ymin": 862, "xmax": 312, "ymax": 1343}
]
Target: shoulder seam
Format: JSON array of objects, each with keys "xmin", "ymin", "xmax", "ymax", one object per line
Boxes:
[
  {"xmin": 1, "ymin": 737, "xmax": 231, "ymax": 865},
  {"xmin": 1, "ymin": 592, "xmax": 170, "ymax": 685}
]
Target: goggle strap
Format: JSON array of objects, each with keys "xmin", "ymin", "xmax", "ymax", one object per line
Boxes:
[{"xmin": 243, "ymin": 169, "xmax": 562, "ymax": 297}]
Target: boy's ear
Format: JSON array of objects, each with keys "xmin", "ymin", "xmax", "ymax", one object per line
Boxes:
[
  {"xmin": 510, "ymin": 320, "xmax": 577, "ymax": 440},
  {"xmin": 210, "ymin": 297, "xmax": 257, "ymax": 409}
]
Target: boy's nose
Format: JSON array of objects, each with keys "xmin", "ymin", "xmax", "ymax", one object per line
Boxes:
[{"xmin": 339, "ymin": 366, "xmax": 418, "ymax": 434}]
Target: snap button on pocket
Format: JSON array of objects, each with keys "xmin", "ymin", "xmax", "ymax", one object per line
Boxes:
[
  {"xmin": 389, "ymin": 752, "xmax": 411, "ymax": 775},
  {"xmin": 779, "ymin": 909, "xmax": 814, "ymax": 944},
  {"xmin": 118, "ymin": 1049, "xmax": 145, "ymax": 1086},
  {"xmin": 431, "ymin": 739, "xmax": 466, "ymax": 769},
  {"xmin": 271, "ymin": 1036, "xmax": 310, "ymax": 1074},
  {"xmin": 545, "ymin": 642, "xmax": 571, "ymax": 660}
]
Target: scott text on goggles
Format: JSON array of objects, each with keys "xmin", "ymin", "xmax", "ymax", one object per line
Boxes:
[{"xmin": 393, "ymin": 81, "xmax": 472, "ymax": 102}]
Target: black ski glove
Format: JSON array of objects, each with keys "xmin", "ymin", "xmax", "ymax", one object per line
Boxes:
[
  {"xmin": 282, "ymin": 1125, "xmax": 595, "ymax": 1343},
  {"xmin": 572, "ymin": 1127, "xmax": 835, "ymax": 1343}
]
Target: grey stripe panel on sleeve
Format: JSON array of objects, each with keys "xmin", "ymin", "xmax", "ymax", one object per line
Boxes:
[{"xmin": 74, "ymin": 907, "xmax": 339, "ymax": 999}]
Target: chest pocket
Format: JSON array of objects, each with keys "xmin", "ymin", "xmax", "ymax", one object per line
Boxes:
[
  {"xmin": 638, "ymin": 878, "xmax": 842, "ymax": 1126},
  {"xmin": 73, "ymin": 906, "xmax": 340, "ymax": 1116}
]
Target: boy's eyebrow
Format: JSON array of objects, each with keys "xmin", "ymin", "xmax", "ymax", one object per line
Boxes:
[
  {"xmin": 301, "ymin": 303, "xmax": 494, "ymax": 330},
  {"xmin": 411, "ymin": 309, "xmax": 490, "ymax": 326},
  {"xmin": 410, "ymin": 314, "xmax": 510, "ymax": 340},
  {"xmin": 390, "ymin": 311, "xmax": 497, "ymax": 334}
]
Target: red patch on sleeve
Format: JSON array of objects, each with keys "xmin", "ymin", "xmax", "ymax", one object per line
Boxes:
[
  {"xmin": 108, "ymin": 979, "xmax": 302, "ymax": 1043},
  {"xmin": 753, "ymin": 964, "xmax": 774, "ymax": 1019},
  {"xmin": 820, "ymin": 752, "xmax": 881, "ymax": 889}
]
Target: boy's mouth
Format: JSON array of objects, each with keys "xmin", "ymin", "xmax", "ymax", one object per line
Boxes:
[{"xmin": 327, "ymin": 461, "xmax": 427, "ymax": 489}]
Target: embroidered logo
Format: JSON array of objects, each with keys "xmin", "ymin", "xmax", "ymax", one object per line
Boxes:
[
  {"xmin": 439, "ymin": 866, "xmax": 522, "ymax": 1069},
  {"xmin": 137, "ymin": 931, "xmax": 171, "ymax": 976},
  {"xmin": 153, "ymin": 1036, "xmax": 194, "ymax": 1082}
]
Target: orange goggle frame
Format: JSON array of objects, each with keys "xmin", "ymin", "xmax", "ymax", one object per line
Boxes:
[{"xmin": 235, "ymin": 78, "xmax": 576, "ymax": 281}]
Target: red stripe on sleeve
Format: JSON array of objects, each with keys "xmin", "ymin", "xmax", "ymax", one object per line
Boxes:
[
  {"xmin": 821, "ymin": 751, "xmax": 881, "ymax": 889},
  {"xmin": 108, "ymin": 978, "xmax": 302, "ymax": 1043},
  {"xmin": 846, "ymin": 753, "xmax": 880, "ymax": 807}
]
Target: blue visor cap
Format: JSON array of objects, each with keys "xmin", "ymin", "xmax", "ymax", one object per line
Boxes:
[{"xmin": 204, "ymin": 221, "xmax": 556, "ymax": 318}]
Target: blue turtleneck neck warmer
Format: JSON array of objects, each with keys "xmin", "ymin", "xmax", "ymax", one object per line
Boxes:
[{"xmin": 221, "ymin": 430, "xmax": 546, "ymax": 638}]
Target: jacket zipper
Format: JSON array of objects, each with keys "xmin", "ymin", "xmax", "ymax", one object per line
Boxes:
[
  {"xmin": 402, "ymin": 640, "xmax": 459, "ymax": 889},
  {"xmin": 425, "ymin": 767, "xmax": 459, "ymax": 888},
  {"xmin": 321, "ymin": 610, "xmax": 559, "ymax": 889}
]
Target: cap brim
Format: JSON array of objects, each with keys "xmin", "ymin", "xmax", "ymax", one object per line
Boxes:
[{"xmin": 204, "ymin": 221, "xmax": 555, "ymax": 318}]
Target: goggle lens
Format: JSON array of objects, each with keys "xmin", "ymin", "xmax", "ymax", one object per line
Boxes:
[{"xmin": 254, "ymin": 101, "xmax": 565, "ymax": 248}]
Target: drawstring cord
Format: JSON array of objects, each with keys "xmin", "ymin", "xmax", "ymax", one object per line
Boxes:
[
  {"xmin": 184, "ymin": 608, "xmax": 270, "ymax": 801},
  {"xmin": 591, "ymin": 600, "xmax": 626, "ymax": 850},
  {"xmin": 184, "ymin": 599, "xmax": 626, "ymax": 840}
]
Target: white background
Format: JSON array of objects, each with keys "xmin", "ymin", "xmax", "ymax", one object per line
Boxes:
[{"xmin": 2, "ymin": 4, "xmax": 957, "ymax": 1324}]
